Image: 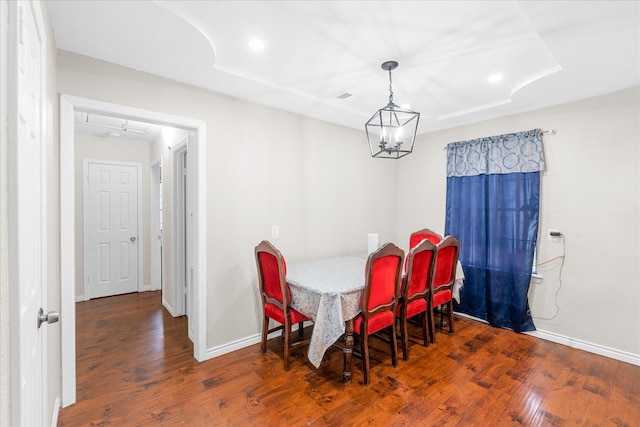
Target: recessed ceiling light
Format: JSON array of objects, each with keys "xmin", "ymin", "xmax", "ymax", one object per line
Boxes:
[
  {"xmin": 488, "ymin": 73, "xmax": 503, "ymax": 83},
  {"xmin": 248, "ymin": 39, "xmax": 264, "ymax": 51}
]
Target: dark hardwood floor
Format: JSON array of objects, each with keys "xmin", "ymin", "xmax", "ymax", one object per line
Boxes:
[{"xmin": 58, "ymin": 291, "xmax": 640, "ymax": 426}]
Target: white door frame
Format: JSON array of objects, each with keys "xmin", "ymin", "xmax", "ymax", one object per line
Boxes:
[
  {"xmin": 82, "ymin": 159, "xmax": 143, "ymax": 300},
  {"xmin": 171, "ymin": 140, "xmax": 188, "ymax": 317},
  {"xmin": 149, "ymin": 158, "xmax": 162, "ymax": 291},
  {"xmin": 60, "ymin": 95, "xmax": 207, "ymax": 407}
]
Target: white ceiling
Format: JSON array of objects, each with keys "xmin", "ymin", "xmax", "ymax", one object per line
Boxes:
[{"xmin": 49, "ymin": 1, "xmax": 639, "ymax": 137}]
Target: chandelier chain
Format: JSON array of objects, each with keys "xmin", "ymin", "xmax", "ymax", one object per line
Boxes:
[{"xmin": 388, "ymin": 68, "xmax": 394, "ymax": 104}]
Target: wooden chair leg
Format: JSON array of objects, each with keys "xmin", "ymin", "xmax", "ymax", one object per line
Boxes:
[
  {"xmin": 283, "ymin": 323, "xmax": 291, "ymax": 371},
  {"xmin": 400, "ymin": 315, "xmax": 409, "ymax": 361},
  {"xmin": 421, "ymin": 312, "xmax": 429, "ymax": 347},
  {"xmin": 361, "ymin": 333, "xmax": 370, "ymax": 385},
  {"xmin": 260, "ymin": 316, "xmax": 269, "ymax": 353},
  {"xmin": 428, "ymin": 307, "xmax": 436, "ymax": 343},
  {"xmin": 390, "ymin": 325, "xmax": 398, "ymax": 367},
  {"xmin": 447, "ymin": 301, "xmax": 454, "ymax": 334}
]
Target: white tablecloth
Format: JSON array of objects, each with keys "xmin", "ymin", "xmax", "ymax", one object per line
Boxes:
[{"xmin": 287, "ymin": 256, "xmax": 367, "ymax": 368}]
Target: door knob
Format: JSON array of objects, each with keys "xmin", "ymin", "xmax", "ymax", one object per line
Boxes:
[
  {"xmin": 37, "ymin": 308, "xmax": 59, "ymax": 329},
  {"xmin": 130, "ymin": 236, "xmax": 137, "ymax": 242}
]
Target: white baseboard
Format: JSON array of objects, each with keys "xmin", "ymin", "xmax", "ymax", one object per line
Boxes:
[
  {"xmin": 205, "ymin": 321, "xmax": 311, "ymax": 360},
  {"xmin": 140, "ymin": 283, "xmax": 151, "ymax": 292},
  {"xmin": 75, "ymin": 294, "xmax": 85, "ymax": 302},
  {"xmin": 455, "ymin": 311, "xmax": 639, "ymax": 367},
  {"xmin": 51, "ymin": 397, "xmax": 61, "ymax": 427},
  {"xmin": 162, "ymin": 296, "xmax": 177, "ymax": 317},
  {"xmin": 526, "ymin": 329, "xmax": 640, "ymax": 366}
]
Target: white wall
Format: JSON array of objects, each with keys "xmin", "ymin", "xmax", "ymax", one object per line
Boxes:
[
  {"xmin": 397, "ymin": 87, "xmax": 640, "ymax": 357},
  {"xmin": 74, "ymin": 133, "xmax": 151, "ymax": 299},
  {"xmin": 56, "ymin": 51, "xmax": 398, "ymax": 350}
]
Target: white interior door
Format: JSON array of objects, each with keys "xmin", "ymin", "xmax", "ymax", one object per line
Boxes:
[
  {"xmin": 85, "ymin": 161, "xmax": 140, "ymax": 299},
  {"xmin": 8, "ymin": 0, "xmax": 49, "ymax": 425}
]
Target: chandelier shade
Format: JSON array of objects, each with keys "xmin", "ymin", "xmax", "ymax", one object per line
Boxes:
[{"xmin": 365, "ymin": 61, "xmax": 420, "ymax": 159}]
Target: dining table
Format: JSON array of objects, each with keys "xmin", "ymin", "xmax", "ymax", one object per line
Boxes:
[{"xmin": 286, "ymin": 254, "xmax": 465, "ymax": 384}]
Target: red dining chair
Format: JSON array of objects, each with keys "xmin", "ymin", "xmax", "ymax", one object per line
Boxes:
[
  {"xmin": 404, "ymin": 228, "xmax": 442, "ymax": 272},
  {"xmin": 354, "ymin": 242, "xmax": 404, "ymax": 385},
  {"xmin": 428, "ymin": 236, "xmax": 461, "ymax": 343},
  {"xmin": 255, "ymin": 240, "xmax": 310, "ymax": 371},
  {"xmin": 409, "ymin": 228, "xmax": 443, "ymax": 248},
  {"xmin": 396, "ymin": 238, "xmax": 436, "ymax": 360}
]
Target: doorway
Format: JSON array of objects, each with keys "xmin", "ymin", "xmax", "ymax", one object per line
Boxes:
[{"xmin": 60, "ymin": 95, "xmax": 207, "ymax": 407}]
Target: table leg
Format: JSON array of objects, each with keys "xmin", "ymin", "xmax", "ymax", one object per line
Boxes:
[{"xmin": 342, "ymin": 319, "xmax": 354, "ymax": 384}]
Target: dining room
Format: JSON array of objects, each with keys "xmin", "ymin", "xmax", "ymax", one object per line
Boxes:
[{"xmin": 4, "ymin": 1, "xmax": 639, "ymax": 425}]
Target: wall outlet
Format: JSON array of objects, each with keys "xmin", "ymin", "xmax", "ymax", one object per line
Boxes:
[{"xmin": 271, "ymin": 226, "xmax": 279, "ymax": 239}]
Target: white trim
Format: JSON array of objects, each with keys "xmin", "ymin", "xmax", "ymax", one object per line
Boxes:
[
  {"xmin": 59, "ymin": 95, "xmax": 76, "ymax": 407},
  {"xmin": 207, "ymin": 334, "xmax": 262, "ymax": 359},
  {"xmin": 455, "ymin": 311, "xmax": 639, "ymax": 366},
  {"xmin": 50, "ymin": 397, "xmax": 61, "ymax": 427},
  {"xmin": 171, "ymin": 141, "xmax": 187, "ymax": 317},
  {"xmin": 195, "ymin": 125, "xmax": 207, "ymax": 362},
  {"xmin": 82, "ymin": 159, "xmax": 143, "ymax": 300},
  {"xmin": 149, "ymin": 158, "xmax": 162, "ymax": 291},
  {"xmin": 525, "ymin": 329, "xmax": 640, "ymax": 366},
  {"xmin": 205, "ymin": 323, "xmax": 309, "ymax": 360},
  {"xmin": 59, "ymin": 94, "xmax": 208, "ymax": 404},
  {"xmin": 162, "ymin": 295, "xmax": 178, "ymax": 317}
]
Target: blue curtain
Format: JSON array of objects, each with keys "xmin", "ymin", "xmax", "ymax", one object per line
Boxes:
[{"xmin": 445, "ymin": 129, "xmax": 544, "ymax": 332}]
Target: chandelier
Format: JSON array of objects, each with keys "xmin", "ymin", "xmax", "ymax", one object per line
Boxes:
[{"xmin": 365, "ymin": 61, "xmax": 420, "ymax": 159}]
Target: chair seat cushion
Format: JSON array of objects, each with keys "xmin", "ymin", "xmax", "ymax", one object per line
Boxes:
[
  {"xmin": 354, "ymin": 310, "xmax": 395, "ymax": 335},
  {"xmin": 264, "ymin": 302, "xmax": 309, "ymax": 325},
  {"xmin": 396, "ymin": 298, "xmax": 427, "ymax": 318},
  {"xmin": 432, "ymin": 289, "xmax": 452, "ymax": 307}
]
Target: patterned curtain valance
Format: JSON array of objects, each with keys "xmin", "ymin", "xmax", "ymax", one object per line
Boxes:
[{"xmin": 446, "ymin": 129, "xmax": 545, "ymax": 177}]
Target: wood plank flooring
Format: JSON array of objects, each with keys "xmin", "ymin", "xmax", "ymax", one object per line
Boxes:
[{"xmin": 58, "ymin": 291, "xmax": 640, "ymax": 426}]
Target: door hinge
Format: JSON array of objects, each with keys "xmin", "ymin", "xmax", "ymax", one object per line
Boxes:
[{"xmin": 87, "ymin": 275, "xmax": 91, "ymax": 284}]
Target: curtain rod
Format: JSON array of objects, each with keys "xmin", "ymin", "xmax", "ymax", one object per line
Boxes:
[{"xmin": 443, "ymin": 128, "xmax": 556, "ymax": 150}]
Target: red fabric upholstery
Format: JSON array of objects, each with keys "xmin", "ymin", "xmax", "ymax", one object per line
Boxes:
[
  {"xmin": 410, "ymin": 233, "xmax": 441, "ymax": 248},
  {"xmin": 396, "ymin": 298, "xmax": 427, "ymax": 318},
  {"xmin": 366, "ymin": 256, "xmax": 399, "ymax": 310},
  {"xmin": 406, "ymin": 250, "xmax": 432, "ymax": 298},
  {"xmin": 356, "ymin": 254, "xmax": 399, "ymax": 334},
  {"xmin": 433, "ymin": 246, "xmax": 455, "ymax": 288},
  {"xmin": 264, "ymin": 302, "xmax": 309, "ymax": 325},
  {"xmin": 259, "ymin": 252, "xmax": 284, "ymax": 302},
  {"xmin": 432, "ymin": 289, "xmax": 452, "ymax": 307},
  {"xmin": 259, "ymin": 252, "xmax": 291, "ymax": 301},
  {"xmin": 354, "ymin": 310, "xmax": 395, "ymax": 335}
]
